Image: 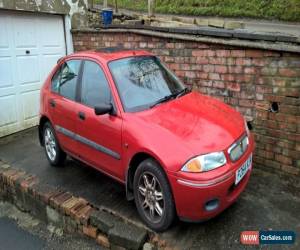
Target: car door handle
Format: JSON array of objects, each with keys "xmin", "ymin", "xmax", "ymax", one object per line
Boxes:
[
  {"xmin": 49, "ymin": 99, "xmax": 56, "ymax": 108},
  {"xmin": 78, "ymin": 111, "xmax": 85, "ymax": 120}
]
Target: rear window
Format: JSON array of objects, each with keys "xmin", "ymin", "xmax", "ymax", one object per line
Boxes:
[{"xmin": 51, "ymin": 60, "xmax": 81, "ymax": 101}]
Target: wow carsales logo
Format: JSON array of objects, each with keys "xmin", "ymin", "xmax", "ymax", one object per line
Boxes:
[{"xmin": 241, "ymin": 231, "xmax": 295, "ymax": 245}]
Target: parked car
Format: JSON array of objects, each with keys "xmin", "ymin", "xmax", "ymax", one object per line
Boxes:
[{"xmin": 39, "ymin": 48, "xmax": 254, "ymax": 231}]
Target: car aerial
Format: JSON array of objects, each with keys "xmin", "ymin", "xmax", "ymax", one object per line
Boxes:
[{"xmin": 39, "ymin": 48, "xmax": 254, "ymax": 231}]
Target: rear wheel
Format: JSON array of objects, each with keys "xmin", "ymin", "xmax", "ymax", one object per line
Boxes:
[
  {"xmin": 43, "ymin": 122, "xmax": 66, "ymax": 166},
  {"xmin": 133, "ymin": 158, "xmax": 175, "ymax": 231}
]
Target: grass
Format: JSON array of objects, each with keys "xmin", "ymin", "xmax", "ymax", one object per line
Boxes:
[{"xmin": 96, "ymin": 0, "xmax": 300, "ymax": 22}]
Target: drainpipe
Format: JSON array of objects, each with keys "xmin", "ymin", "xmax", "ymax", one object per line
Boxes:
[{"xmin": 148, "ymin": 0, "xmax": 155, "ymax": 17}]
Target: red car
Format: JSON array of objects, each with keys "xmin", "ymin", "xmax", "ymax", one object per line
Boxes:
[{"xmin": 39, "ymin": 48, "xmax": 254, "ymax": 231}]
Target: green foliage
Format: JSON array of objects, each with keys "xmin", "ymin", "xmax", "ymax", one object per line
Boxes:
[{"xmin": 101, "ymin": 0, "xmax": 300, "ymax": 21}]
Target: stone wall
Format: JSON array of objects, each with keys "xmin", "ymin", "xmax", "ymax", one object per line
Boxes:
[{"xmin": 72, "ymin": 30, "xmax": 300, "ymax": 176}]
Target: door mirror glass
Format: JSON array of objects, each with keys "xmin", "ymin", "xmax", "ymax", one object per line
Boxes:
[{"xmin": 94, "ymin": 103, "xmax": 113, "ymax": 116}]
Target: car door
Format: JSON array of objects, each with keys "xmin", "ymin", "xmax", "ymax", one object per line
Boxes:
[
  {"xmin": 76, "ymin": 59, "xmax": 123, "ymax": 180},
  {"xmin": 48, "ymin": 59, "xmax": 82, "ymax": 156}
]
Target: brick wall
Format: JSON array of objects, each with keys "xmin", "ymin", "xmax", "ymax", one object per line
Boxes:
[{"xmin": 72, "ymin": 31, "xmax": 300, "ymax": 176}]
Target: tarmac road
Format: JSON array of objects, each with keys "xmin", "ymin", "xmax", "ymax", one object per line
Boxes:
[
  {"xmin": 0, "ymin": 217, "xmax": 44, "ymax": 250},
  {"xmin": 0, "ymin": 202, "xmax": 102, "ymax": 250}
]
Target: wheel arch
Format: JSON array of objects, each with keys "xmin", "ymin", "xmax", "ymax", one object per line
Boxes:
[
  {"xmin": 38, "ymin": 115, "xmax": 51, "ymax": 146},
  {"xmin": 125, "ymin": 151, "xmax": 171, "ymax": 201}
]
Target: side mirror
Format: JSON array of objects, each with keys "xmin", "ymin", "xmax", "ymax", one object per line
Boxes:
[{"xmin": 94, "ymin": 103, "xmax": 113, "ymax": 116}]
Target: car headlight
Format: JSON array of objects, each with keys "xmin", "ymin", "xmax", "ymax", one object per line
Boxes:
[{"xmin": 181, "ymin": 152, "xmax": 227, "ymax": 173}]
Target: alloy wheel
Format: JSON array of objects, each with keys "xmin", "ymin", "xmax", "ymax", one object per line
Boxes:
[
  {"xmin": 44, "ymin": 128, "xmax": 56, "ymax": 161},
  {"xmin": 137, "ymin": 172, "xmax": 165, "ymax": 223}
]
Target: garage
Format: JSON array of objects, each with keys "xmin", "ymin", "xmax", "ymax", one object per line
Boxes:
[{"xmin": 0, "ymin": 11, "xmax": 67, "ymax": 137}]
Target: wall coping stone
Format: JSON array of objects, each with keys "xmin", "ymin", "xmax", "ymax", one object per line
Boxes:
[{"xmin": 71, "ymin": 27, "xmax": 300, "ymax": 54}]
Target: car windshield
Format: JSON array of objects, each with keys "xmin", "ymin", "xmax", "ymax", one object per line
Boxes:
[{"xmin": 109, "ymin": 56, "xmax": 186, "ymax": 112}]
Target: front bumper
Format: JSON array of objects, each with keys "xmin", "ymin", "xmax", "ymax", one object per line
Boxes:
[{"xmin": 168, "ymin": 133, "xmax": 254, "ymax": 221}]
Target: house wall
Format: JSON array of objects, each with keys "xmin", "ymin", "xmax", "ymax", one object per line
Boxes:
[
  {"xmin": 72, "ymin": 30, "xmax": 300, "ymax": 176},
  {"xmin": 0, "ymin": 0, "xmax": 91, "ymax": 28}
]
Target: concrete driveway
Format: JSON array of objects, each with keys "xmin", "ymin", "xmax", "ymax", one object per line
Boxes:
[{"xmin": 0, "ymin": 128, "xmax": 299, "ymax": 249}]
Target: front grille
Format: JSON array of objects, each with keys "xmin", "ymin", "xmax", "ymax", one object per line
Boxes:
[{"xmin": 228, "ymin": 135, "xmax": 249, "ymax": 162}]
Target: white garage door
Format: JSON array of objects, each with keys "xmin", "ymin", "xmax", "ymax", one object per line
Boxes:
[{"xmin": 0, "ymin": 11, "xmax": 66, "ymax": 137}]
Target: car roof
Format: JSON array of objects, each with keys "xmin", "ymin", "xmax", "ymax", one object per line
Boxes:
[{"xmin": 66, "ymin": 48, "xmax": 153, "ymax": 64}]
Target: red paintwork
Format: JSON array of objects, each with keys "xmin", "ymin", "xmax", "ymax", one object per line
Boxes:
[{"xmin": 40, "ymin": 50, "xmax": 255, "ymax": 222}]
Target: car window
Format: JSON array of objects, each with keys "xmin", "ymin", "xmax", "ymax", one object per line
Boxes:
[
  {"xmin": 80, "ymin": 60, "xmax": 111, "ymax": 107},
  {"xmin": 109, "ymin": 56, "xmax": 185, "ymax": 112},
  {"xmin": 51, "ymin": 60, "xmax": 81, "ymax": 101},
  {"xmin": 51, "ymin": 68, "xmax": 60, "ymax": 93}
]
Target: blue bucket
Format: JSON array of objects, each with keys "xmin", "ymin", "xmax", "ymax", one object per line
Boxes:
[{"xmin": 101, "ymin": 8, "xmax": 113, "ymax": 25}]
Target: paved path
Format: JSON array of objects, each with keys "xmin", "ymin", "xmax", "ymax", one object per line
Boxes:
[{"xmin": 0, "ymin": 128, "xmax": 299, "ymax": 249}]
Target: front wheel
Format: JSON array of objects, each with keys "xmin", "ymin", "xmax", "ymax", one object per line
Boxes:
[
  {"xmin": 43, "ymin": 122, "xmax": 66, "ymax": 166},
  {"xmin": 133, "ymin": 158, "xmax": 175, "ymax": 231}
]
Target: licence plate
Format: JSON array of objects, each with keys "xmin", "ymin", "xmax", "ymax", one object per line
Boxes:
[{"xmin": 235, "ymin": 154, "xmax": 252, "ymax": 185}]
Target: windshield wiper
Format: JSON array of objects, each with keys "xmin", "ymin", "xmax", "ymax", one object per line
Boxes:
[
  {"xmin": 150, "ymin": 93, "xmax": 177, "ymax": 108},
  {"xmin": 175, "ymin": 87, "xmax": 191, "ymax": 98},
  {"xmin": 150, "ymin": 88, "xmax": 192, "ymax": 108},
  {"xmin": 60, "ymin": 73, "xmax": 77, "ymax": 87}
]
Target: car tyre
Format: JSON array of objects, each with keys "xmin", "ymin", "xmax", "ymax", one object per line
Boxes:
[
  {"xmin": 133, "ymin": 158, "xmax": 175, "ymax": 231},
  {"xmin": 43, "ymin": 122, "xmax": 66, "ymax": 166}
]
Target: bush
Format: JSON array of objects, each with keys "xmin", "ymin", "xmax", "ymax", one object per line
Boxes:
[{"xmin": 102, "ymin": 0, "xmax": 300, "ymax": 21}]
